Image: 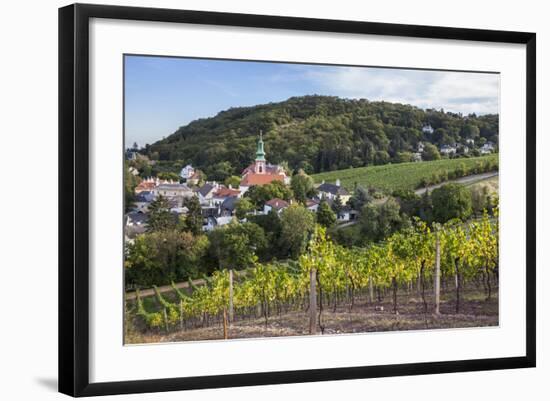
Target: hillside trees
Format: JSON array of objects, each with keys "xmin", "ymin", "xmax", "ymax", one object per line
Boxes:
[
  {"xmin": 359, "ymin": 197, "xmax": 411, "ymax": 242},
  {"xmin": 316, "ymin": 199, "xmax": 337, "ymax": 228},
  {"xmin": 146, "ymin": 96, "xmax": 498, "ymax": 174},
  {"xmin": 279, "ymin": 204, "xmax": 316, "ymax": 258},
  {"xmin": 290, "ymin": 170, "xmax": 316, "ymax": 204},
  {"xmin": 431, "ymin": 184, "xmax": 473, "ymax": 223}
]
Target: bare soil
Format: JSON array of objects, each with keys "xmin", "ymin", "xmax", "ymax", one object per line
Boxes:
[{"xmin": 126, "ymin": 287, "xmax": 498, "ymax": 344}]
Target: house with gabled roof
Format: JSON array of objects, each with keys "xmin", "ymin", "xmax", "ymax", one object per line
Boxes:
[
  {"xmin": 263, "ymin": 198, "xmax": 290, "ymax": 214},
  {"xmin": 317, "ymin": 179, "xmax": 351, "ymax": 204}
]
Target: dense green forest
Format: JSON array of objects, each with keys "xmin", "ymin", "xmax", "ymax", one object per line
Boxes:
[{"xmin": 143, "ymin": 95, "xmax": 498, "ymax": 179}]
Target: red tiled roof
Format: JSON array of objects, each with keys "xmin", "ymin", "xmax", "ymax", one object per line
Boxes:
[
  {"xmin": 214, "ymin": 187, "xmax": 241, "ymax": 197},
  {"xmin": 135, "ymin": 181, "xmax": 156, "ymax": 191},
  {"xmin": 265, "ymin": 198, "xmax": 289, "ymax": 209},
  {"xmin": 306, "ymin": 199, "xmax": 320, "ymax": 207},
  {"xmin": 240, "ymin": 173, "xmax": 285, "ymax": 187}
]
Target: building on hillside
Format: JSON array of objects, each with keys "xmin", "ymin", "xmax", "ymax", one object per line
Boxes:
[
  {"xmin": 317, "ymin": 179, "xmax": 351, "ymax": 204},
  {"xmin": 132, "ymin": 191, "xmax": 154, "ymax": 213},
  {"xmin": 196, "ymin": 183, "xmax": 217, "ymax": 204},
  {"xmin": 239, "ymin": 132, "xmax": 289, "ymax": 192},
  {"xmin": 212, "ymin": 186, "xmax": 241, "ymax": 205},
  {"xmin": 440, "ymin": 144, "xmax": 457, "ymax": 156},
  {"xmin": 336, "ymin": 206, "xmax": 359, "ymax": 222},
  {"xmin": 305, "ymin": 199, "xmax": 320, "ymax": 212},
  {"xmin": 422, "ymin": 124, "xmax": 434, "ymax": 134},
  {"xmin": 203, "ymin": 216, "xmax": 233, "ymax": 232},
  {"xmin": 480, "ymin": 142, "xmax": 495, "ymax": 154},
  {"xmin": 135, "ymin": 178, "xmax": 157, "ymax": 193},
  {"xmin": 125, "ymin": 212, "xmax": 149, "ymax": 242},
  {"xmin": 220, "ymin": 196, "xmax": 239, "ymax": 216},
  {"xmin": 154, "ymin": 183, "xmax": 194, "ymax": 199},
  {"xmin": 179, "ymin": 164, "xmax": 195, "ymax": 182},
  {"xmin": 264, "ymin": 198, "xmax": 290, "ymax": 214}
]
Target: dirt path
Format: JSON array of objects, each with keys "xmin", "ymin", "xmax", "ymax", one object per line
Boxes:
[{"xmin": 126, "ymin": 288, "xmax": 498, "ymax": 344}]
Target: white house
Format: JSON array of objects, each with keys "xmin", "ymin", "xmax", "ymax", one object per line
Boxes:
[
  {"xmin": 180, "ymin": 164, "xmax": 195, "ymax": 181},
  {"xmin": 154, "ymin": 183, "xmax": 194, "ymax": 199},
  {"xmin": 480, "ymin": 142, "xmax": 495, "ymax": 154},
  {"xmin": 317, "ymin": 179, "xmax": 351, "ymax": 204},
  {"xmin": 440, "ymin": 145, "xmax": 457, "ymax": 156},
  {"xmin": 202, "ymin": 216, "xmax": 233, "ymax": 232},
  {"xmin": 422, "ymin": 124, "xmax": 434, "ymax": 134},
  {"xmin": 305, "ymin": 199, "xmax": 320, "ymax": 212},
  {"xmin": 196, "ymin": 183, "xmax": 217, "ymax": 204},
  {"xmin": 263, "ymin": 198, "xmax": 289, "ymax": 214}
]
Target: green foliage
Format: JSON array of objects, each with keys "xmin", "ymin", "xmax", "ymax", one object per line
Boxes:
[
  {"xmin": 146, "ymin": 96, "xmax": 498, "ymax": 174},
  {"xmin": 421, "ymin": 143, "xmax": 441, "ymax": 161},
  {"xmin": 359, "ymin": 197, "xmax": 410, "ymax": 242},
  {"xmin": 125, "ymin": 162, "xmax": 141, "ymax": 212},
  {"xmin": 348, "ymin": 186, "xmax": 372, "ymax": 211},
  {"xmin": 431, "ymin": 183, "xmax": 473, "ymax": 223},
  {"xmin": 157, "ymin": 171, "xmax": 180, "ymax": 182},
  {"xmin": 312, "ymin": 154, "xmax": 498, "ymax": 193},
  {"xmin": 234, "ymin": 198, "xmax": 255, "ymax": 220},
  {"xmin": 207, "ymin": 221, "xmax": 267, "ymax": 271},
  {"xmin": 206, "ymin": 161, "xmax": 234, "ymax": 182},
  {"xmin": 181, "ymin": 196, "xmax": 203, "ymax": 235},
  {"xmin": 290, "ymin": 170, "xmax": 316, "ymax": 204},
  {"xmin": 125, "ymin": 230, "xmax": 209, "ymax": 287},
  {"xmin": 224, "ymin": 175, "xmax": 242, "ymax": 188},
  {"xmin": 132, "ymin": 213, "xmax": 499, "ymax": 332},
  {"xmin": 316, "ymin": 199, "xmax": 337, "ymax": 228},
  {"xmin": 147, "ymin": 195, "xmax": 176, "ymax": 232},
  {"xmin": 279, "ymin": 204, "xmax": 316, "ymax": 258},
  {"xmin": 244, "ymin": 180, "xmax": 294, "ymax": 207}
]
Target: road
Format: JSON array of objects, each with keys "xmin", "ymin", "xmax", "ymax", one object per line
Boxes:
[{"xmin": 413, "ymin": 171, "xmax": 498, "ymax": 196}]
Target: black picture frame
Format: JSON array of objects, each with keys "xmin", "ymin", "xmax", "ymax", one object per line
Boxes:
[{"xmin": 59, "ymin": 3, "xmax": 536, "ymax": 397}]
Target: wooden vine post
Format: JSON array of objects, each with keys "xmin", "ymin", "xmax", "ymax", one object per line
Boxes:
[
  {"xmin": 228, "ymin": 269, "xmax": 234, "ymax": 324},
  {"xmin": 433, "ymin": 225, "xmax": 441, "ymax": 316},
  {"xmin": 309, "ymin": 268, "xmax": 317, "ymax": 335},
  {"xmin": 223, "ymin": 307, "xmax": 228, "ymax": 340}
]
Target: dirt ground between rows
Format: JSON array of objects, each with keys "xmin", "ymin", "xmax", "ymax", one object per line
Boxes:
[{"xmin": 126, "ymin": 287, "xmax": 498, "ymax": 344}]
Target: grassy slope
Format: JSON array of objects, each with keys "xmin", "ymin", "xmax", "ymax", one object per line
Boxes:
[{"xmin": 312, "ymin": 154, "xmax": 498, "ymax": 192}]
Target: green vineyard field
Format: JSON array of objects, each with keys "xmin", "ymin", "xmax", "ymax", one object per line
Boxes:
[{"xmin": 311, "ymin": 154, "xmax": 499, "ymax": 192}]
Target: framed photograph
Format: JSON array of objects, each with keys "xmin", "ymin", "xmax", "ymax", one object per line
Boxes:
[{"xmin": 59, "ymin": 3, "xmax": 536, "ymax": 397}]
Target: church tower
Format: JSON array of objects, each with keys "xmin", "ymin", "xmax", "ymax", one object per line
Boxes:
[{"xmin": 254, "ymin": 131, "xmax": 266, "ymax": 174}]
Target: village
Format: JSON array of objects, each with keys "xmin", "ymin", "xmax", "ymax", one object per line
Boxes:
[{"xmin": 125, "ymin": 133, "xmax": 355, "ymax": 241}]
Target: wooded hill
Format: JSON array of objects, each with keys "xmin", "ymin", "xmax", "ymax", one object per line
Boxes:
[{"xmin": 144, "ymin": 95, "xmax": 498, "ymax": 180}]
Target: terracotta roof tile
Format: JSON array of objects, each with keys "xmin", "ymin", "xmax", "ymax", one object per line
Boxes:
[{"xmin": 240, "ymin": 173, "xmax": 285, "ymax": 186}]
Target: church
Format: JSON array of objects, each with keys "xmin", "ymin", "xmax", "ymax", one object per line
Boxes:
[{"xmin": 239, "ymin": 132, "xmax": 289, "ymax": 192}]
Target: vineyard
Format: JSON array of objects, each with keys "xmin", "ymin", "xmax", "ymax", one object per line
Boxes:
[
  {"xmin": 126, "ymin": 210, "xmax": 498, "ymax": 343},
  {"xmin": 311, "ymin": 154, "xmax": 499, "ymax": 192}
]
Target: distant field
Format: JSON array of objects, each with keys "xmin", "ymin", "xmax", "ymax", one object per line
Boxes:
[{"xmin": 312, "ymin": 154, "xmax": 499, "ymax": 192}]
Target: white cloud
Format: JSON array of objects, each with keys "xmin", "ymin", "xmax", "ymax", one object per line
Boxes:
[{"xmin": 301, "ymin": 66, "xmax": 499, "ymax": 115}]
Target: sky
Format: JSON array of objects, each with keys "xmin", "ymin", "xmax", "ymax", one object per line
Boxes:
[{"xmin": 124, "ymin": 55, "xmax": 500, "ymax": 147}]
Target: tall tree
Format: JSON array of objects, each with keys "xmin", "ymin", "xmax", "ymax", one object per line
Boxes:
[
  {"xmin": 147, "ymin": 195, "xmax": 175, "ymax": 232},
  {"xmin": 182, "ymin": 195, "xmax": 203, "ymax": 235},
  {"xmin": 279, "ymin": 204, "xmax": 316, "ymax": 258},
  {"xmin": 290, "ymin": 170, "xmax": 316, "ymax": 204},
  {"xmin": 316, "ymin": 199, "xmax": 337, "ymax": 228},
  {"xmin": 431, "ymin": 184, "xmax": 472, "ymax": 223}
]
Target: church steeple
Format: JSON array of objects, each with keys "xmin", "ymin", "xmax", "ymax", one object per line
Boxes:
[
  {"xmin": 256, "ymin": 130, "xmax": 266, "ymax": 161},
  {"xmin": 254, "ymin": 131, "xmax": 266, "ymax": 174}
]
